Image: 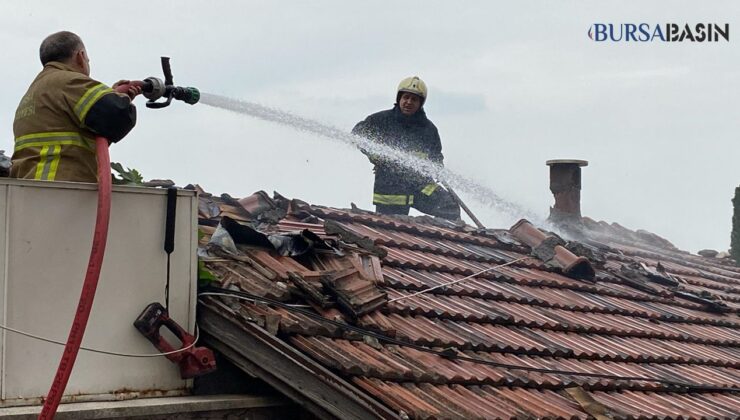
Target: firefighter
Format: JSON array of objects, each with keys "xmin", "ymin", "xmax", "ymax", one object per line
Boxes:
[
  {"xmin": 352, "ymin": 76, "xmax": 461, "ymax": 220},
  {"xmin": 11, "ymin": 31, "xmax": 141, "ymax": 183}
]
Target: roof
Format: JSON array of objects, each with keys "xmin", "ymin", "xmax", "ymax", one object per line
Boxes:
[{"xmin": 195, "ymin": 188, "xmax": 740, "ymax": 420}]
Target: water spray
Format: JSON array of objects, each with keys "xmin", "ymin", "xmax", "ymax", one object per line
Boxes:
[{"xmin": 199, "ymin": 93, "xmax": 543, "ymax": 225}]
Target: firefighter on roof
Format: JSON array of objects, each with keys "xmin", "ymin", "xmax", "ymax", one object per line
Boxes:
[{"xmin": 352, "ymin": 76, "xmax": 461, "ymax": 220}]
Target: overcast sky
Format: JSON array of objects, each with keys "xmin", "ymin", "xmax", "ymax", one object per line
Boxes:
[{"xmin": 1, "ymin": 1, "xmax": 738, "ymax": 253}]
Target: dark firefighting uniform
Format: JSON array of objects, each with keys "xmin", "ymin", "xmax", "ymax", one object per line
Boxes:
[
  {"xmin": 352, "ymin": 104, "xmax": 460, "ymax": 220},
  {"xmin": 11, "ymin": 61, "xmax": 136, "ymax": 183}
]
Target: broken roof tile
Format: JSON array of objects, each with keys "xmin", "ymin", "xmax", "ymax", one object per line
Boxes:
[{"xmin": 321, "ymin": 268, "xmax": 388, "ymax": 318}]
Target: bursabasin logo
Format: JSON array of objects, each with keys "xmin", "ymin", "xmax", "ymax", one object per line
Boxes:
[{"xmin": 588, "ymin": 23, "xmax": 729, "ymax": 42}]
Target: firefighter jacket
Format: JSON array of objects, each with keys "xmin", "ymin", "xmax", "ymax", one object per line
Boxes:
[
  {"xmin": 352, "ymin": 105, "xmax": 443, "ymax": 206},
  {"xmin": 11, "ymin": 61, "xmax": 137, "ymax": 183}
]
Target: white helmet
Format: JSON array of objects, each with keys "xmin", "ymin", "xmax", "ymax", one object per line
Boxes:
[{"xmin": 397, "ymin": 76, "xmax": 427, "ymax": 104}]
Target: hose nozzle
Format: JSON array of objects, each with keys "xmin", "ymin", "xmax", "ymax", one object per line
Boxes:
[
  {"xmin": 174, "ymin": 87, "xmax": 200, "ymax": 105},
  {"xmin": 143, "ymin": 57, "xmax": 199, "ymax": 109}
]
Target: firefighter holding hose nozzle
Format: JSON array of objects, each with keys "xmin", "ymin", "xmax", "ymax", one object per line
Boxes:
[
  {"xmin": 11, "ymin": 31, "xmax": 141, "ymax": 183},
  {"xmin": 353, "ymin": 76, "xmax": 461, "ymax": 221}
]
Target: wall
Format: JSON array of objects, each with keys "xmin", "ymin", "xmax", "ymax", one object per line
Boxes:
[{"xmin": 0, "ymin": 179, "xmax": 197, "ymax": 405}]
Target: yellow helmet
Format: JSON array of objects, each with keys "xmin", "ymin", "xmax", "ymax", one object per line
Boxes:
[{"xmin": 397, "ymin": 76, "xmax": 427, "ymax": 104}]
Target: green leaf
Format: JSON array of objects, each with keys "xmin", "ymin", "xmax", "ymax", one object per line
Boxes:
[
  {"xmin": 111, "ymin": 162, "xmax": 144, "ymax": 185},
  {"xmin": 198, "ymin": 260, "xmax": 217, "ymax": 286}
]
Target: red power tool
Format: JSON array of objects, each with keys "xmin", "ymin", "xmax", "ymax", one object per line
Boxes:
[
  {"xmin": 134, "ymin": 302, "xmax": 216, "ymax": 379},
  {"xmin": 130, "ymin": 117, "xmax": 214, "ymax": 379}
]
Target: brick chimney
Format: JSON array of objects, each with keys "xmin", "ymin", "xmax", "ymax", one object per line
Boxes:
[{"xmin": 546, "ymin": 159, "xmax": 588, "ymax": 223}]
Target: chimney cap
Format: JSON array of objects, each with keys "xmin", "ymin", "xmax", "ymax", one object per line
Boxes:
[{"xmin": 546, "ymin": 159, "xmax": 588, "ymax": 167}]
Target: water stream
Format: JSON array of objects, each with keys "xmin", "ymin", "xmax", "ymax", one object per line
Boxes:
[{"xmin": 200, "ymin": 93, "xmax": 543, "ymax": 225}]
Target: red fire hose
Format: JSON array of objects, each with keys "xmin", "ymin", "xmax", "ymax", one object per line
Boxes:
[{"xmin": 38, "ymin": 84, "xmax": 131, "ymax": 419}]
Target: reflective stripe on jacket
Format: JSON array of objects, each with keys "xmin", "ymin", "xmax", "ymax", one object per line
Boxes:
[
  {"xmin": 11, "ymin": 62, "xmax": 135, "ymax": 182},
  {"xmin": 373, "ymin": 193, "xmax": 414, "ymax": 206},
  {"xmin": 420, "ymin": 183, "xmax": 438, "ymax": 196},
  {"xmin": 13, "ymin": 132, "xmax": 95, "ymax": 181}
]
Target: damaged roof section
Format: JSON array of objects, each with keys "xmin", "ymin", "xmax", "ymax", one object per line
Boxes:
[
  {"xmin": 197, "ymin": 189, "xmax": 387, "ymax": 321},
  {"xmin": 510, "ymin": 218, "xmax": 595, "ymax": 280},
  {"xmin": 195, "ymin": 188, "xmax": 740, "ymax": 420}
]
